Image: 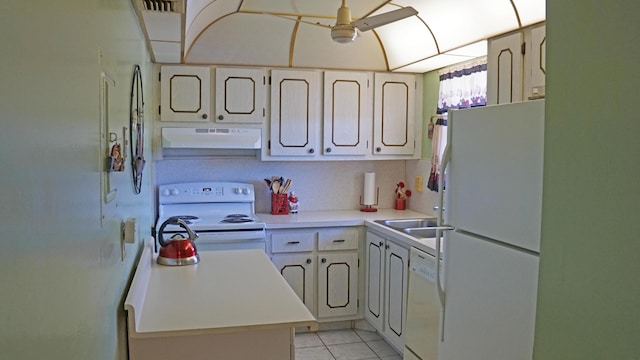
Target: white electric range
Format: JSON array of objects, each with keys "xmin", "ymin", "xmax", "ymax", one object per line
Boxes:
[{"xmin": 156, "ymin": 182, "xmax": 266, "ymax": 252}]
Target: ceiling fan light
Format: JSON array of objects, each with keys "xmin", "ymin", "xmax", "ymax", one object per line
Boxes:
[{"xmin": 331, "ymin": 25, "xmax": 357, "ymax": 44}]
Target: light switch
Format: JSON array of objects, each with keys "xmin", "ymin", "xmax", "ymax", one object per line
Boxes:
[
  {"xmin": 124, "ymin": 217, "xmax": 138, "ymax": 244},
  {"xmin": 415, "ymin": 176, "xmax": 423, "ymax": 192}
]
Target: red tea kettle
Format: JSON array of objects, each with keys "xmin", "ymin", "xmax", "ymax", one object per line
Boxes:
[{"xmin": 157, "ymin": 217, "xmax": 200, "ymax": 266}]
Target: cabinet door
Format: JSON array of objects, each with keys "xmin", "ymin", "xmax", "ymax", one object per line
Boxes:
[
  {"xmin": 365, "ymin": 232, "xmax": 385, "ymax": 330},
  {"xmin": 528, "ymin": 25, "xmax": 546, "ymax": 98},
  {"xmin": 323, "ymin": 71, "xmax": 371, "ymax": 156},
  {"xmin": 272, "ymin": 254, "xmax": 315, "ymax": 313},
  {"xmin": 384, "ymin": 240, "xmax": 409, "ymax": 350},
  {"xmin": 160, "ymin": 65, "xmax": 211, "ymax": 122},
  {"xmin": 487, "ymin": 32, "xmax": 523, "ymax": 104},
  {"xmin": 215, "ymin": 68, "xmax": 266, "ymax": 124},
  {"xmin": 317, "ymin": 252, "xmax": 359, "ymax": 318},
  {"xmin": 270, "ymin": 69, "xmax": 321, "ymax": 156},
  {"xmin": 373, "ymin": 73, "xmax": 416, "ymax": 155}
]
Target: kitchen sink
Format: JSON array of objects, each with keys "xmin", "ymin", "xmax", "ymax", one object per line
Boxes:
[
  {"xmin": 374, "ymin": 218, "xmax": 438, "ymax": 230},
  {"xmin": 402, "ymin": 228, "xmax": 438, "ymax": 239}
]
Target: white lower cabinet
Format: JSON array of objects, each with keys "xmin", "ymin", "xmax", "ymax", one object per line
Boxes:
[
  {"xmin": 271, "ymin": 254, "xmax": 315, "ymax": 312},
  {"xmin": 317, "ymin": 252, "xmax": 359, "ymax": 318},
  {"xmin": 365, "ymin": 231, "xmax": 409, "ymax": 351},
  {"xmin": 269, "ymin": 227, "xmax": 360, "ymax": 320}
]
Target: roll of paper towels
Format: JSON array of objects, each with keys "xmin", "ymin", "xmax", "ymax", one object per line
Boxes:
[{"xmin": 363, "ymin": 172, "xmax": 376, "ymax": 205}]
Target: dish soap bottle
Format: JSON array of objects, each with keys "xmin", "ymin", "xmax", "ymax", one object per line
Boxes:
[{"xmin": 288, "ymin": 192, "xmax": 299, "ymax": 214}]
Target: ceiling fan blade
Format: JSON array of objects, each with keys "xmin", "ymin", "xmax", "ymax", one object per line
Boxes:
[
  {"xmin": 263, "ymin": 12, "xmax": 332, "ymax": 29},
  {"xmin": 351, "ymin": 6, "xmax": 418, "ymax": 32}
]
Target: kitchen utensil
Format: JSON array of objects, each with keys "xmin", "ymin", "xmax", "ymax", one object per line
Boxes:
[
  {"xmin": 281, "ymin": 179, "xmax": 292, "ymax": 194},
  {"xmin": 272, "ymin": 180, "xmax": 281, "ymax": 194},
  {"xmin": 157, "ymin": 217, "xmax": 200, "ymax": 266}
]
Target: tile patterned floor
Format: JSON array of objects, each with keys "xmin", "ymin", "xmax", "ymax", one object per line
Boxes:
[{"xmin": 295, "ymin": 329, "xmax": 402, "ymax": 360}]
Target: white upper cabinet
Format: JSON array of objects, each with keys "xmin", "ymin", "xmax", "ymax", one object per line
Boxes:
[
  {"xmin": 322, "ymin": 71, "xmax": 372, "ymax": 156},
  {"xmin": 528, "ymin": 24, "xmax": 546, "ymax": 99},
  {"xmin": 373, "ymin": 73, "xmax": 416, "ymax": 156},
  {"xmin": 269, "ymin": 69, "xmax": 322, "ymax": 156},
  {"xmin": 160, "ymin": 65, "xmax": 211, "ymax": 122},
  {"xmin": 487, "ymin": 32, "xmax": 523, "ymax": 105},
  {"xmin": 214, "ymin": 68, "xmax": 266, "ymax": 124},
  {"xmin": 488, "ymin": 23, "xmax": 546, "ymax": 104}
]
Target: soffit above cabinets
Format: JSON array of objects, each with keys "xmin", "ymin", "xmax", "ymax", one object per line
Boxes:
[{"xmin": 132, "ymin": 0, "xmax": 545, "ymax": 73}]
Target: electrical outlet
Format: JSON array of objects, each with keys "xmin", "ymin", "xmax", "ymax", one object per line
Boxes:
[{"xmin": 415, "ymin": 176, "xmax": 423, "ymax": 192}]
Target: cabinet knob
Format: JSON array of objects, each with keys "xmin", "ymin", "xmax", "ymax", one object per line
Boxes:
[
  {"xmin": 326, "ymin": 148, "xmax": 332, "ymax": 153},
  {"xmin": 379, "ymin": 241, "xmax": 383, "ymax": 246},
  {"xmin": 217, "ymin": 115, "xmax": 223, "ymax": 120},
  {"xmin": 385, "ymin": 245, "xmax": 389, "ymax": 250},
  {"xmin": 202, "ymin": 114, "xmax": 208, "ymax": 119},
  {"xmin": 306, "ymin": 259, "xmax": 312, "ymax": 264},
  {"xmin": 376, "ymin": 147, "xmax": 382, "ymax": 152},
  {"xmin": 321, "ymin": 258, "xmax": 327, "ymax": 263},
  {"xmin": 308, "ymin": 148, "xmax": 315, "ymax": 154}
]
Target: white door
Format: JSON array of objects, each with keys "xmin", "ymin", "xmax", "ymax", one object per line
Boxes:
[
  {"xmin": 272, "ymin": 254, "xmax": 315, "ymax": 313},
  {"xmin": 323, "ymin": 71, "xmax": 371, "ymax": 155},
  {"xmin": 487, "ymin": 32, "xmax": 523, "ymax": 104},
  {"xmin": 439, "ymin": 231, "xmax": 539, "ymax": 360},
  {"xmin": 384, "ymin": 240, "xmax": 409, "ymax": 349},
  {"xmin": 447, "ymin": 100, "xmax": 544, "ymax": 252},
  {"xmin": 365, "ymin": 232, "xmax": 385, "ymax": 330},
  {"xmin": 160, "ymin": 65, "xmax": 211, "ymax": 122},
  {"xmin": 215, "ymin": 67, "xmax": 266, "ymax": 124},
  {"xmin": 270, "ymin": 69, "xmax": 321, "ymax": 156},
  {"xmin": 317, "ymin": 252, "xmax": 359, "ymax": 318},
  {"xmin": 373, "ymin": 73, "xmax": 415, "ymax": 155}
]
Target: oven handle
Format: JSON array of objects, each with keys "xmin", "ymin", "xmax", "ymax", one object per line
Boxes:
[{"xmin": 195, "ymin": 230, "xmax": 266, "ymax": 243}]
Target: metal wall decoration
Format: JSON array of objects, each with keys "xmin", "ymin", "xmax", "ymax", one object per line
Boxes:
[{"xmin": 130, "ymin": 65, "xmax": 145, "ymax": 194}]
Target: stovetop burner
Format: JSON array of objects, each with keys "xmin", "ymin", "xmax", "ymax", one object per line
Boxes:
[
  {"xmin": 221, "ymin": 214, "xmax": 254, "ymax": 224},
  {"xmin": 171, "ymin": 215, "xmax": 200, "ymax": 224},
  {"xmin": 226, "ymin": 214, "xmax": 250, "ymax": 218}
]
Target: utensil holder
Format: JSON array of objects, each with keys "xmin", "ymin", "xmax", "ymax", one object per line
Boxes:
[
  {"xmin": 271, "ymin": 193, "xmax": 289, "ymax": 215},
  {"xmin": 395, "ymin": 198, "xmax": 407, "ymax": 210}
]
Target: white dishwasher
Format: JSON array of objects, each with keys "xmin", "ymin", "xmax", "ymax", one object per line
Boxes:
[{"xmin": 404, "ymin": 247, "xmax": 440, "ymax": 360}]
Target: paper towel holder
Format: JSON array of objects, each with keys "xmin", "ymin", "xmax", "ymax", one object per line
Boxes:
[{"xmin": 359, "ymin": 188, "xmax": 379, "ymax": 212}]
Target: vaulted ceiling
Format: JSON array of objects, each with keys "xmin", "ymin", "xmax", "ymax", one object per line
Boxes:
[{"xmin": 133, "ymin": 0, "xmax": 545, "ymax": 72}]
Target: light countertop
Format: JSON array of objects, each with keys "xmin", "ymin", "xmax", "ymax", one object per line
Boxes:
[
  {"xmin": 125, "ymin": 242, "xmax": 317, "ymax": 338},
  {"xmin": 258, "ymin": 208, "xmax": 440, "ymax": 256}
]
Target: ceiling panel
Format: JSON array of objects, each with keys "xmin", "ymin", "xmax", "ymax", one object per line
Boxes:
[
  {"xmin": 292, "ymin": 20, "xmax": 387, "ymax": 70},
  {"xmin": 186, "ymin": 13, "xmax": 295, "ymax": 66},
  {"xmin": 138, "ymin": 0, "xmax": 545, "ymax": 72}
]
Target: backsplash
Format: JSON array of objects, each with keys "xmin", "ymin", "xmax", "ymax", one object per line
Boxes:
[{"xmin": 155, "ymin": 159, "xmax": 438, "ymax": 215}]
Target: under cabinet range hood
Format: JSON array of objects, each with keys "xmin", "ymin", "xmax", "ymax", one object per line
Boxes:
[
  {"xmin": 162, "ymin": 127, "xmax": 261, "ymax": 149},
  {"xmin": 161, "ymin": 127, "xmax": 261, "ymax": 158}
]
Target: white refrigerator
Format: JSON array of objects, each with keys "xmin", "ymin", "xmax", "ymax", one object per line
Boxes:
[{"xmin": 435, "ymin": 100, "xmax": 544, "ymax": 360}]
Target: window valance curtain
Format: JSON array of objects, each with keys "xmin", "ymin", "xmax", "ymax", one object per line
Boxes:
[{"xmin": 437, "ymin": 58, "xmax": 487, "ymax": 114}]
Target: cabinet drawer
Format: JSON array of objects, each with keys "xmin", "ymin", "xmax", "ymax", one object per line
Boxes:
[
  {"xmin": 271, "ymin": 232, "xmax": 316, "ymax": 253},
  {"xmin": 318, "ymin": 228, "xmax": 359, "ymax": 251}
]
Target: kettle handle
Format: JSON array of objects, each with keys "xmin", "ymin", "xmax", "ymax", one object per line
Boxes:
[{"xmin": 157, "ymin": 217, "xmax": 198, "ymax": 247}]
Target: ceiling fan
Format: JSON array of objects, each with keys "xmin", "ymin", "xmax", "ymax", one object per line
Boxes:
[
  {"xmin": 266, "ymin": 1, "xmax": 418, "ymax": 44},
  {"xmin": 330, "ymin": 1, "xmax": 418, "ymax": 44}
]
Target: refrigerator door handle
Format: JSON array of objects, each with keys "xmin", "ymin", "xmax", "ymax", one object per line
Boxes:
[
  {"xmin": 437, "ymin": 144, "xmax": 451, "ymax": 227},
  {"xmin": 435, "ymin": 226, "xmax": 454, "ymax": 342}
]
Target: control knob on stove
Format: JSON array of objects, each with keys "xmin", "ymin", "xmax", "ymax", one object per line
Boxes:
[
  {"xmin": 242, "ymin": 188, "xmax": 250, "ymax": 195},
  {"xmin": 162, "ymin": 188, "xmax": 180, "ymax": 196}
]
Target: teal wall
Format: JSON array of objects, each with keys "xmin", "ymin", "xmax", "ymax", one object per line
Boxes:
[
  {"xmin": 0, "ymin": 1, "xmax": 153, "ymax": 359},
  {"xmin": 534, "ymin": 1, "xmax": 640, "ymax": 358}
]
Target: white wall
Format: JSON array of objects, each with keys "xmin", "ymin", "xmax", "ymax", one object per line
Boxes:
[
  {"xmin": 0, "ymin": 1, "xmax": 153, "ymax": 358},
  {"xmin": 155, "ymin": 159, "xmax": 438, "ymax": 215}
]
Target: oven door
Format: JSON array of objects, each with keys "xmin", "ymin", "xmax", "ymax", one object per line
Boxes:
[{"xmin": 195, "ymin": 230, "xmax": 266, "ymax": 252}]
